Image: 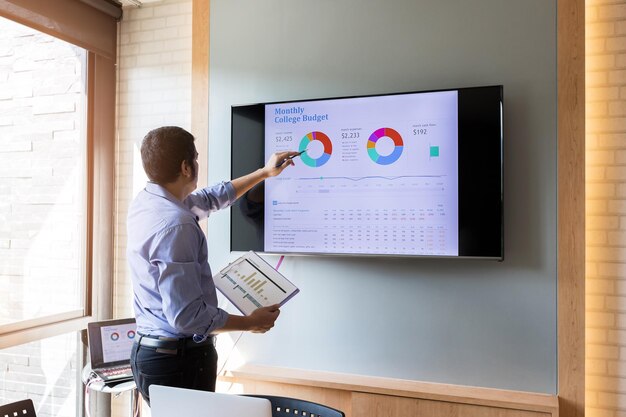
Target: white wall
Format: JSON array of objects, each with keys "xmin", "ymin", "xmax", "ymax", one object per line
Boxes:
[{"xmin": 208, "ymin": 0, "xmax": 557, "ymax": 393}]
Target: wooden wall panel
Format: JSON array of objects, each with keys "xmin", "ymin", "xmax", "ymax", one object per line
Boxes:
[
  {"xmin": 352, "ymin": 393, "xmax": 552, "ymax": 417},
  {"xmin": 219, "ymin": 365, "xmax": 558, "ymax": 417},
  {"xmin": 192, "ymin": 0, "xmax": 210, "ymax": 211},
  {"xmin": 227, "ymin": 378, "xmax": 556, "ymax": 417},
  {"xmin": 557, "ymin": 0, "xmax": 585, "ymax": 415}
]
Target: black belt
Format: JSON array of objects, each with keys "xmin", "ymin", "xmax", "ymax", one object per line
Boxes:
[{"xmin": 136, "ymin": 334, "xmax": 215, "ymax": 351}]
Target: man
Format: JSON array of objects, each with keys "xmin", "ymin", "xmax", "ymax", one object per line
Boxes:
[{"xmin": 127, "ymin": 126, "xmax": 297, "ymax": 405}]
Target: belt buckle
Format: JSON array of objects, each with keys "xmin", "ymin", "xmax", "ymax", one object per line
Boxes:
[
  {"xmin": 157, "ymin": 336, "xmax": 178, "ymax": 341},
  {"xmin": 155, "ymin": 348, "xmax": 178, "ymax": 355}
]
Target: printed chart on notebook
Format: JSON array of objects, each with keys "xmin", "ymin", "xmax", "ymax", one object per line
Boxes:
[{"xmin": 213, "ymin": 251, "xmax": 299, "ymax": 315}]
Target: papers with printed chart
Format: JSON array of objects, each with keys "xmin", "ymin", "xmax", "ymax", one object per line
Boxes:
[{"xmin": 213, "ymin": 251, "xmax": 299, "ymax": 315}]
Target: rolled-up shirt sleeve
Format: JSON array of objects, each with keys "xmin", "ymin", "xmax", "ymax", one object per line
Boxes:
[
  {"xmin": 152, "ymin": 223, "xmax": 228, "ymax": 336},
  {"xmin": 185, "ymin": 181, "xmax": 237, "ymax": 221}
]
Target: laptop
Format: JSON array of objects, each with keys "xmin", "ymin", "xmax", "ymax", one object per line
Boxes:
[
  {"xmin": 149, "ymin": 385, "xmax": 272, "ymax": 417},
  {"xmin": 87, "ymin": 318, "xmax": 136, "ymax": 384}
]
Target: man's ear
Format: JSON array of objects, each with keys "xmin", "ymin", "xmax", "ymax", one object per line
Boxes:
[{"xmin": 180, "ymin": 160, "xmax": 192, "ymax": 178}]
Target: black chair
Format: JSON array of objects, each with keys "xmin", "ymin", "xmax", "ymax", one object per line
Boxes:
[
  {"xmin": 243, "ymin": 394, "xmax": 344, "ymax": 417},
  {"xmin": 0, "ymin": 399, "xmax": 37, "ymax": 417}
]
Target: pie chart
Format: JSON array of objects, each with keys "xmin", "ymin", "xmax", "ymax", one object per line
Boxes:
[
  {"xmin": 299, "ymin": 131, "xmax": 333, "ymax": 167},
  {"xmin": 367, "ymin": 127, "xmax": 404, "ymax": 165}
]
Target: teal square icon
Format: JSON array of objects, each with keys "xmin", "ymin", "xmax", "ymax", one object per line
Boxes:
[{"xmin": 430, "ymin": 146, "xmax": 440, "ymax": 157}]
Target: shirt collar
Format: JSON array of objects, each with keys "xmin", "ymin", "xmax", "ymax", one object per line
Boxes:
[{"xmin": 144, "ymin": 182, "xmax": 186, "ymax": 208}]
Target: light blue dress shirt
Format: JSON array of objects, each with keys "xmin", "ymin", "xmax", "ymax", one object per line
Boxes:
[{"xmin": 127, "ymin": 181, "xmax": 236, "ymax": 340}]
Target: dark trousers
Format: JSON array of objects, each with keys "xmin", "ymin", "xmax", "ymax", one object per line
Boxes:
[{"xmin": 130, "ymin": 337, "xmax": 218, "ymax": 406}]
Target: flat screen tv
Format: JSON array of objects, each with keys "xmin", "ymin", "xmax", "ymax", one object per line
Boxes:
[{"xmin": 231, "ymin": 85, "xmax": 503, "ymax": 259}]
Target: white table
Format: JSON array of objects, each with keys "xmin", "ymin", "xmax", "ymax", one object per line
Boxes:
[{"xmin": 82, "ymin": 363, "xmax": 140, "ymax": 417}]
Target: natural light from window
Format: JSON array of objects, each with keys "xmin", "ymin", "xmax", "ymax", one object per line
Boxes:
[{"xmin": 0, "ymin": 17, "xmax": 87, "ymax": 327}]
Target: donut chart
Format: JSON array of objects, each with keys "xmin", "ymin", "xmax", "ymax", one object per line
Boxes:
[
  {"xmin": 110, "ymin": 332, "xmax": 120, "ymax": 341},
  {"xmin": 299, "ymin": 131, "xmax": 332, "ymax": 167},
  {"xmin": 367, "ymin": 127, "xmax": 404, "ymax": 165}
]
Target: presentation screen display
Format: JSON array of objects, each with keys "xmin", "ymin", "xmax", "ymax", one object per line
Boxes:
[{"xmin": 231, "ymin": 85, "xmax": 503, "ymax": 259}]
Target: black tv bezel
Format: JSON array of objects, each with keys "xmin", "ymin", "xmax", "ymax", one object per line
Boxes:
[{"xmin": 230, "ymin": 85, "xmax": 503, "ymax": 260}]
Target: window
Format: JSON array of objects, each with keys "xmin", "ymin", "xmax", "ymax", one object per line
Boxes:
[
  {"xmin": 0, "ymin": 17, "xmax": 88, "ymax": 331},
  {"xmin": 0, "ymin": 0, "xmax": 119, "ymax": 350},
  {"xmin": 0, "ymin": 332, "xmax": 80, "ymax": 417},
  {"xmin": 0, "ymin": 1, "xmax": 119, "ymax": 416}
]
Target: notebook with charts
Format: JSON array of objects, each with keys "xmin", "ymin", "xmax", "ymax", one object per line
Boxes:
[
  {"xmin": 213, "ymin": 251, "xmax": 299, "ymax": 315},
  {"xmin": 150, "ymin": 385, "xmax": 272, "ymax": 417},
  {"xmin": 87, "ymin": 318, "xmax": 136, "ymax": 384}
]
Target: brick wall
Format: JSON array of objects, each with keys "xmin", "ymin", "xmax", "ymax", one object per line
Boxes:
[
  {"xmin": 115, "ymin": 0, "xmax": 192, "ymax": 318},
  {"xmin": 114, "ymin": 1, "xmax": 193, "ymax": 415},
  {"xmin": 115, "ymin": 0, "xmax": 191, "ymax": 317},
  {"xmin": 586, "ymin": 1, "xmax": 626, "ymax": 416}
]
